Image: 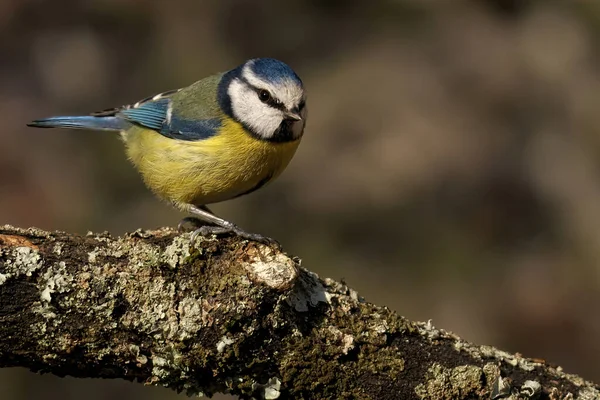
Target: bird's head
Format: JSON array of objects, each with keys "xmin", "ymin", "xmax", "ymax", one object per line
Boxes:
[{"xmin": 219, "ymin": 58, "xmax": 306, "ymax": 142}]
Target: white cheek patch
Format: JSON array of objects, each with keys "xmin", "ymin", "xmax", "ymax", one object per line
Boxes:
[
  {"xmin": 228, "ymin": 79, "xmax": 283, "ymax": 139},
  {"xmin": 275, "ymin": 79, "xmax": 304, "ymax": 111}
]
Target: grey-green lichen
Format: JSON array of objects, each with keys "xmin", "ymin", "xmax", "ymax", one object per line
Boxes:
[
  {"xmin": 162, "ymin": 235, "xmax": 192, "ymax": 269},
  {"xmin": 412, "ymin": 318, "xmax": 600, "ymax": 399},
  {"xmin": 0, "ymin": 245, "xmax": 43, "ymax": 285},
  {"xmin": 520, "ymin": 380, "xmax": 542, "ymax": 398},
  {"xmin": 216, "ymin": 336, "xmax": 235, "ymax": 353},
  {"xmin": 252, "ymin": 377, "xmax": 281, "ymax": 399},
  {"xmin": 415, "ymin": 364, "xmax": 485, "ymax": 399},
  {"xmin": 578, "ymin": 387, "xmax": 600, "ymax": 400},
  {"xmin": 326, "ymin": 326, "xmax": 355, "ymax": 355},
  {"xmin": 2, "ymin": 224, "xmax": 600, "ymax": 399},
  {"xmin": 40, "ymin": 261, "xmax": 73, "ymax": 303},
  {"xmin": 413, "ymin": 361, "xmax": 593, "ymax": 400}
]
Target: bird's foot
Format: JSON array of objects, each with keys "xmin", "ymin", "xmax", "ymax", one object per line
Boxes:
[
  {"xmin": 190, "ymin": 226, "xmax": 231, "ymax": 243},
  {"xmin": 190, "ymin": 225, "xmax": 280, "ymax": 248},
  {"xmin": 231, "ymin": 227, "xmax": 281, "ymax": 248},
  {"xmin": 178, "ymin": 217, "xmax": 206, "ymax": 232}
]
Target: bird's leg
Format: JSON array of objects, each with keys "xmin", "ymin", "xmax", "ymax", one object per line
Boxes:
[
  {"xmin": 187, "ymin": 204, "xmax": 279, "ymax": 246},
  {"xmin": 177, "ymin": 205, "xmax": 215, "ymax": 232}
]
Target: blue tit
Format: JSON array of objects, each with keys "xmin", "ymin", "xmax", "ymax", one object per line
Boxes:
[{"xmin": 28, "ymin": 58, "xmax": 307, "ymax": 245}]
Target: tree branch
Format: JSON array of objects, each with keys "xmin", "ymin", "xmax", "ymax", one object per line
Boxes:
[{"xmin": 0, "ymin": 225, "xmax": 597, "ymax": 399}]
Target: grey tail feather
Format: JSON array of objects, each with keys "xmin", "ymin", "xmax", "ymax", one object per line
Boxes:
[{"xmin": 27, "ymin": 115, "xmax": 127, "ymax": 131}]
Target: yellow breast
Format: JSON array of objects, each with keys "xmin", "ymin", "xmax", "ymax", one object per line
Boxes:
[{"xmin": 122, "ymin": 118, "xmax": 300, "ymax": 207}]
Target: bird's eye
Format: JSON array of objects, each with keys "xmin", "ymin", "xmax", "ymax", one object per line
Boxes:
[{"xmin": 258, "ymin": 90, "xmax": 271, "ymax": 103}]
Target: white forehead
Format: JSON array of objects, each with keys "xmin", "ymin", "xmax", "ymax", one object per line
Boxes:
[{"xmin": 241, "ymin": 64, "xmax": 304, "ymax": 110}]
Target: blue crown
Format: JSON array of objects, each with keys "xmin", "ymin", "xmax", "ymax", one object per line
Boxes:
[{"xmin": 249, "ymin": 58, "xmax": 303, "ymax": 86}]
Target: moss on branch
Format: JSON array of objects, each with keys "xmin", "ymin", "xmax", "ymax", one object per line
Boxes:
[{"xmin": 0, "ymin": 225, "xmax": 597, "ymax": 399}]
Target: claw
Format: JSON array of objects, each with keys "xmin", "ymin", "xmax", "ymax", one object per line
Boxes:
[
  {"xmin": 190, "ymin": 226, "xmax": 230, "ymax": 244},
  {"xmin": 178, "ymin": 217, "xmax": 206, "ymax": 232},
  {"xmin": 189, "ymin": 225, "xmax": 281, "ymax": 249},
  {"xmin": 232, "ymin": 227, "xmax": 281, "ymax": 248}
]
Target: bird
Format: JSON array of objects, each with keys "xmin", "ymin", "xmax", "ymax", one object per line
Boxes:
[{"xmin": 28, "ymin": 58, "xmax": 307, "ymax": 245}]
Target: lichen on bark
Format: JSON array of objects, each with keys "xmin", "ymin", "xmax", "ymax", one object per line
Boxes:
[{"xmin": 0, "ymin": 225, "xmax": 598, "ymax": 399}]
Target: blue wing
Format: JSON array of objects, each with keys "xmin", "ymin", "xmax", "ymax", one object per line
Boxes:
[
  {"xmin": 120, "ymin": 98, "xmax": 169, "ymax": 130},
  {"xmin": 93, "ymin": 90, "xmax": 221, "ymax": 141}
]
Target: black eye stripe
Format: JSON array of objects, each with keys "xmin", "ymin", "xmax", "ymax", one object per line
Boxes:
[
  {"xmin": 267, "ymin": 96, "xmax": 284, "ymax": 110},
  {"xmin": 238, "ymin": 76, "xmax": 288, "ymax": 111},
  {"xmin": 255, "ymin": 87, "xmax": 285, "ymax": 110}
]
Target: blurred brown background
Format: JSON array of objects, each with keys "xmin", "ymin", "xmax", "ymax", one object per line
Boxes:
[{"xmin": 2, "ymin": 0, "xmax": 600, "ymax": 398}]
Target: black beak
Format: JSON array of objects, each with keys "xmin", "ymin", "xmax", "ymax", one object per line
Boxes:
[{"xmin": 284, "ymin": 111, "xmax": 302, "ymax": 122}]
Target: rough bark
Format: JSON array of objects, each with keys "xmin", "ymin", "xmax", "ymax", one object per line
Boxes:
[{"xmin": 0, "ymin": 225, "xmax": 597, "ymax": 400}]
